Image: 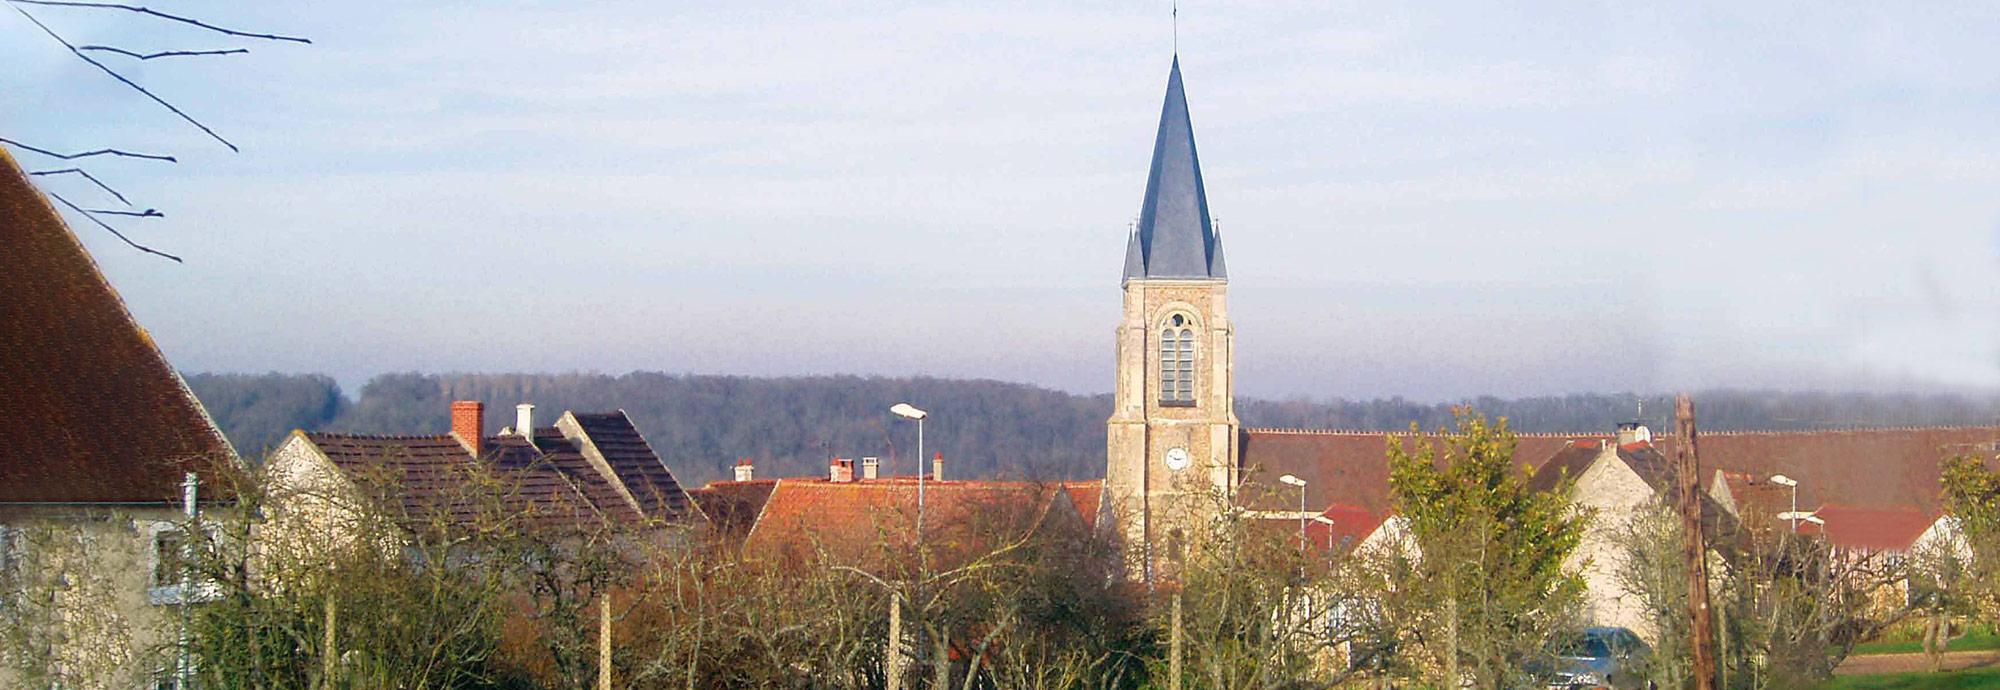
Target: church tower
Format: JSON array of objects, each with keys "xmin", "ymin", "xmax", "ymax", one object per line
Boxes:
[{"xmin": 1106, "ymin": 57, "xmax": 1238, "ymax": 581}]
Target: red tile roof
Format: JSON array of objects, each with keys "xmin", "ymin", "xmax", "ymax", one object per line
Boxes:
[
  {"xmin": 1239, "ymin": 428, "xmax": 1592, "ymax": 515},
  {"xmin": 1063, "ymin": 481, "xmax": 1103, "ymax": 525},
  {"xmin": 741, "ymin": 478, "xmax": 1074, "ymax": 568},
  {"xmin": 1656, "ymin": 427, "xmax": 2000, "ymax": 512},
  {"xmin": 1803, "ymin": 504, "xmax": 1939, "ymax": 553},
  {"xmin": 0, "ymin": 148, "xmax": 235, "ymax": 503}
]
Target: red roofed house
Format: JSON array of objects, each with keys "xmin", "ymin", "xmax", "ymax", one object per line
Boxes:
[
  {"xmin": 0, "ymin": 147, "xmax": 240, "ymax": 687},
  {"xmin": 686, "ymin": 457, "xmax": 1097, "ymax": 573}
]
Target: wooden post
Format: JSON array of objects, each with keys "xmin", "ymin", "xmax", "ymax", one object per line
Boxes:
[
  {"xmin": 598, "ymin": 596, "xmax": 613, "ymax": 690},
  {"xmin": 1170, "ymin": 589, "xmax": 1183, "ymax": 690},
  {"xmin": 886, "ymin": 593, "xmax": 904, "ymax": 690},
  {"xmin": 1677, "ymin": 394, "xmax": 1718, "ymax": 690},
  {"xmin": 322, "ymin": 597, "xmax": 337, "ymax": 690}
]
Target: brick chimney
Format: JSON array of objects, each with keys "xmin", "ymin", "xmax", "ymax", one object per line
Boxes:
[
  {"xmin": 451, "ymin": 401, "xmax": 485, "ymax": 456},
  {"xmin": 830, "ymin": 458, "xmax": 854, "ymax": 483},
  {"xmin": 733, "ymin": 458, "xmax": 755, "ymax": 482},
  {"xmin": 931, "ymin": 452, "xmax": 944, "ymax": 481},
  {"xmin": 860, "ymin": 456, "xmax": 879, "ymax": 480}
]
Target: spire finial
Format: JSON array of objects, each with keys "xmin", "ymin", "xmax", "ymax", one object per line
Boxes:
[{"xmin": 1172, "ymin": 1, "xmax": 1178, "ymax": 54}]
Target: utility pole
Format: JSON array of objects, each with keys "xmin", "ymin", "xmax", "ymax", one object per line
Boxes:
[{"xmin": 1677, "ymin": 394, "xmax": 1718, "ymax": 690}]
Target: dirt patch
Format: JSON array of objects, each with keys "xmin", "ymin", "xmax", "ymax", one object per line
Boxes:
[{"xmin": 1836, "ymin": 650, "xmax": 2000, "ymax": 675}]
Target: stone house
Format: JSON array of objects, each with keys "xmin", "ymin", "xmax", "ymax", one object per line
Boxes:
[
  {"xmin": 261, "ymin": 399, "xmax": 703, "ymax": 558},
  {"xmin": 0, "ymin": 146, "xmax": 238, "ymax": 689}
]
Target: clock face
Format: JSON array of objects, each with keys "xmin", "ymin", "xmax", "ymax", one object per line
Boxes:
[{"xmin": 1164, "ymin": 447, "xmax": 1190, "ymax": 472}]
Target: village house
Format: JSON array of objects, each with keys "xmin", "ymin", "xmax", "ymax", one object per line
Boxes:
[
  {"xmin": 262, "ymin": 399, "xmax": 703, "ymax": 556},
  {"xmin": 0, "ymin": 147, "xmax": 239, "ymax": 689}
]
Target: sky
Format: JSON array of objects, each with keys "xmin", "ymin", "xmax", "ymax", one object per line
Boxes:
[{"xmin": 5, "ymin": 1, "xmax": 1999, "ymax": 402}]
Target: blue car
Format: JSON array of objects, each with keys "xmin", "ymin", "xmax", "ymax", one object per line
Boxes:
[{"xmin": 1543, "ymin": 627, "xmax": 1654, "ymax": 690}]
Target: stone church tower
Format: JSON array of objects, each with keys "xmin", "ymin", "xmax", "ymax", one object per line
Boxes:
[{"xmin": 1105, "ymin": 57, "xmax": 1239, "ymax": 581}]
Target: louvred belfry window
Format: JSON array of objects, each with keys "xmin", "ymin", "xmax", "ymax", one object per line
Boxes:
[{"xmin": 1160, "ymin": 315, "xmax": 1196, "ymax": 406}]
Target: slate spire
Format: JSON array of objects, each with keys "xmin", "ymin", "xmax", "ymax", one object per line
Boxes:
[{"xmin": 1123, "ymin": 56, "xmax": 1226, "ymax": 282}]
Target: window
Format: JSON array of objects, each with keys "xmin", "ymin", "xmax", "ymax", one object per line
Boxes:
[
  {"xmin": 1159, "ymin": 314, "xmax": 1195, "ymax": 406},
  {"xmin": 152, "ymin": 529, "xmax": 186, "ymax": 588}
]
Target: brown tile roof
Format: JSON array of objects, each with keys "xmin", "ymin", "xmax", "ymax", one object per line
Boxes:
[
  {"xmin": 1656, "ymin": 427, "xmax": 2000, "ymax": 512},
  {"xmin": 570, "ymin": 412, "xmax": 695, "ymax": 520},
  {"xmin": 305, "ymin": 432, "xmax": 611, "ymax": 530},
  {"xmin": 1527, "ymin": 441, "xmax": 1607, "ymax": 493},
  {"xmin": 686, "ymin": 479, "xmax": 779, "ymax": 543},
  {"xmin": 1239, "ymin": 428, "xmax": 1592, "ymax": 515},
  {"xmin": 0, "ymin": 148, "xmax": 235, "ymax": 503},
  {"xmin": 742, "ymin": 478, "xmax": 1070, "ymax": 568},
  {"xmin": 531, "ymin": 428, "xmax": 643, "ymax": 524}
]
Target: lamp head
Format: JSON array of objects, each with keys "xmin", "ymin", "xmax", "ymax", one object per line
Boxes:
[
  {"xmin": 890, "ymin": 403, "xmax": 928, "ymax": 420},
  {"xmin": 1770, "ymin": 474, "xmax": 1798, "ymax": 487},
  {"xmin": 1279, "ymin": 474, "xmax": 1306, "ymax": 487}
]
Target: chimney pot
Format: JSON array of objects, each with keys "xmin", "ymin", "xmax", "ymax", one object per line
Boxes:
[
  {"xmin": 451, "ymin": 401, "xmax": 486, "ymax": 456},
  {"xmin": 516, "ymin": 403, "xmax": 535, "ymax": 440},
  {"xmin": 734, "ymin": 458, "xmax": 755, "ymax": 482},
  {"xmin": 861, "ymin": 456, "xmax": 880, "ymax": 480}
]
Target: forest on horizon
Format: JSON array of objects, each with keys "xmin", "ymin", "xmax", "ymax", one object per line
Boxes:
[{"xmin": 184, "ymin": 371, "xmax": 2000, "ymax": 486}]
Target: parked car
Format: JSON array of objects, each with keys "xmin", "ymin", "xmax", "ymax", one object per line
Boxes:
[{"xmin": 1540, "ymin": 627, "xmax": 1654, "ymax": 690}]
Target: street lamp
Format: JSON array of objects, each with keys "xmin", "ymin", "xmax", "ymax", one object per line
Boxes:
[
  {"xmin": 1770, "ymin": 474, "xmax": 1800, "ymax": 531},
  {"xmin": 1280, "ymin": 474, "xmax": 1308, "ymax": 548},
  {"xmin": 889, "ymin": 402, "xmax": 929, "ymax": 678},
  {"xmin": 891, "ymin": 403, "xmax": 929, "ymax": 533}
]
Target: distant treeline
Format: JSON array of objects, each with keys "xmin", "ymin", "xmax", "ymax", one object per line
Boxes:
[{"xmin": 184, "ymin": 372, "xmax": 2000, "ymax": 486}]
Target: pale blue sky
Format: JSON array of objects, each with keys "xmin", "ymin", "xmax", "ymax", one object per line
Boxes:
[{"xmin": 6, "ymin": 1, "xmax": 1998, "ymax": 400}]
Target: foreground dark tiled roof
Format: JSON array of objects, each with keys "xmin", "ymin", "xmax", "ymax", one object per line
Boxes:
[
  {"xmin": 0, "ymin": 148, "xmax": 235, "ymax": 503},
  {"xmin": 570, "ymin": 412, "xmax": 694, "ymax": 520}
]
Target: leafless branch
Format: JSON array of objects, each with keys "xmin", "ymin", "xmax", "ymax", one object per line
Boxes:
[
  {"xmin": 28, "ymin": 167, "xmax": 130, "ymax": 204},
  {"xmin": 45, "ymin": 190, "xmax": 181, "ymax": 262},
  {"xmin": 9, "ymin": 3, "xmax": 240, "ymax": 151},
  {"xmin": 1, "ymin": 138, "xmax": 175, "ymax": 162},
  {"xmin": 78, "ymin": 44, "xmax": 247, "ymax": 59},
  {"xmin": 7, "ymin": 0, "xmax": 310, "ymax": 43},
  {"xmin": 83, "ymin": 207, "xmax": 160, "ymax": 217}
]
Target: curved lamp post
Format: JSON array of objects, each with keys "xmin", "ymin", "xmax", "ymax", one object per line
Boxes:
[{"xmin": 1280, "ymin": 474, "xmax": 1308, "ymax": 547}]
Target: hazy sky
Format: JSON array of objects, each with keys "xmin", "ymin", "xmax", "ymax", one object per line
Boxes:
[{"xmin": 6, "ymin": 1, "xmax": 1999, "ymax": 401}]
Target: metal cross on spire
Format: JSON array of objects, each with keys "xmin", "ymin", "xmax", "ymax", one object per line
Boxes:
[{"xmin": 1172, "ymin": 1, "xmax": 1178, "ymax": 54}]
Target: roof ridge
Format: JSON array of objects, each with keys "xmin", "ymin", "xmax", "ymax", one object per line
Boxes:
[
  {"xmin": 306, "ymin": 431, "xmax": 455, "ymax": 441},
  {"xmin": 1243, "ymin": 427, "xmax": 1606, "ymax": 437},
  {"xmin": 1655, "ymin": 424, "xmax": 2000, "ymax": 437}
]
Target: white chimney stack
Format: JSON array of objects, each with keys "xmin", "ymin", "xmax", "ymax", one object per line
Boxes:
[
  {"xmin": 931, "ymin": 452, "xmax": 944, "ymax": 481},
  {"xmin": 830, "ymin": 458, "xmax": 854, "ymax": 483},
  {"xmin": 861, "ymin": 456, "xmax": 880, "ymax": 480},
  {"xmin": 733, "ymin": 458, "xmax": 754, "ymax": 482},
  {"xmin": 516, "ymin": 403, "xmax": 535, "ymax": 439}
]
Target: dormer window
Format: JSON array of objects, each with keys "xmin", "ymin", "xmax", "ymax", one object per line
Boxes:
[{"xmin": 1160, "ymin": 314, "xmax": 1196, "ymax": 406}]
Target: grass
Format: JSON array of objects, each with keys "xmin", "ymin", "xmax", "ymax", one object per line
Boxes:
[
  {"xmin": 1853, "ymin": 629, "xmax": 2000, "ymax": 656},
  {"xmin": 1821, "ymin": 667, "xmax": 2000, "ymax": 690}
]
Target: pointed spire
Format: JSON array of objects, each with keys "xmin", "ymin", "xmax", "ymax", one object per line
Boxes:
[{"xmin": 1124, "ymin": 57, "xmax": 1225, "ymax": 282}]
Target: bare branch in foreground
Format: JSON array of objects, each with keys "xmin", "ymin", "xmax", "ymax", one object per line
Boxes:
[
  {"xmin": 28, "ymin": 168, "xmax": 130, "ymax": 204},
  {"xmin": 45, "ymin": 190, "xmax": 181, "ymax": 262},
  {"xmin": 7, "ymin": 0, "xmax": 310, "ymax": 43},
  {"xmin": 79, "ymin": 44, "xmax": 248, "ymax": 59},
  {"xmin": 1, "ymin": 138, "xmax": 176, "ymax": 163},
  {"xmin": 9, "ymin": 3, "xmax": 240, "ymax": 151}
]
